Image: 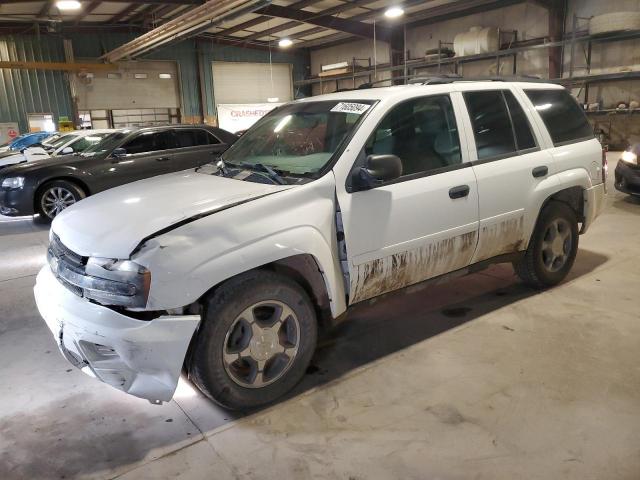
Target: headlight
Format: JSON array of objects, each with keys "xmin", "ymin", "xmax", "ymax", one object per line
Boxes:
[
  {"xmin": 621, "ymin": 150, "xmax": 638, "ymax": 165},
  {"xmin": 1, "ymin": 177, "xmax": 24, "ymax": 189},
  {"xmin": 48, "ymin": 247, "xmax": 151, "ymax": 308},
  {"xmin": 83, "ymin": 258, "xmax": 151, "ymax": 307}
]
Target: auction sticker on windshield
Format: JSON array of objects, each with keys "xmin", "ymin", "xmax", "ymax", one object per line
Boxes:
[{"xmin": 330, "ymin": 102, "xmax": 370, "ymax": 114}]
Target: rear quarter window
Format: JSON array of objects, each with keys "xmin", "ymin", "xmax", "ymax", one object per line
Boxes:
[{"xmin": 525, "ymin": 89, "xmax": 593, "ymax": 146}]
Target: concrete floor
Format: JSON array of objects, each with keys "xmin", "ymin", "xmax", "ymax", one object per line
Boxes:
[{"xmin": 1, "ymin": 154, "xmax": 639, "ymax": 480}]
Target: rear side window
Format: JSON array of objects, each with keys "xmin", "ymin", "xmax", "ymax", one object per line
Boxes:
[
  {"xmin": 503, "ymin": 90, "xmax": 536, "ymax": 150},
  {"xmin": 122, "ymin": 131, "xmax": 171, "ymax": 154},
  {"xmin": 464, "ymin": 91, "xmax": 516, "ymax": 160},
  {"xmin": 525, "ymin": 89, "xmax": 593, "ymax": 146},
  {"xmin": 174, "ymin": 129, "xmax": 215, "ymax": 147}
]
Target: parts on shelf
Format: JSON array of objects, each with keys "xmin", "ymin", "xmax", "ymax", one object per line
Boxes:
[
  {"xmin": 453, "ymin": 26, "xmax": 499, "ymax": 57},
  {"xmin": 589, "ymin": 12, "xmax": 640, "ymax": 36}
]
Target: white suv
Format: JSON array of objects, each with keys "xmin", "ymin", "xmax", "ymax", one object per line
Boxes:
[{"xmin": 35, "ymin": 80, "xmax": 606, "ymax": 409}]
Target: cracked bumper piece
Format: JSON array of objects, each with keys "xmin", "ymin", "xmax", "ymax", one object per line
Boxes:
[{"xmin": 34, "ymin": 266, "xmax": 200, "ymax": 403}]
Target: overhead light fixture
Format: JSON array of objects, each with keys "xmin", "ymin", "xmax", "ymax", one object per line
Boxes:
[
  {"xmin": 278, "ymin": 38, "xmax": 293, "ymax": 48},
  {"xmin": 384, "ymin": 6, "xmax": 404, "ymax": 18},
  {"xmin": 56, "ymin": 1, "xmax": 82, "ymax": 11}
]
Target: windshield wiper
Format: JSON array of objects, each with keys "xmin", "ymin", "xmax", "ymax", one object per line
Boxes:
[{"xmin": 239, "ymin": 162, "xmax": 286, "ymax": 185}]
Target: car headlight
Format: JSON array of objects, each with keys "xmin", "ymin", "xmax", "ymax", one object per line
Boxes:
[
  {"xmin": 48, "ymin": 249, "xmax": 151, "ymax": 308},
  {"xmin": 1, "ymin": 177, "xmax": 24, "ymax": 189},
  {"xmin": 621, "ymin": 150, "xmax": 638, "ymax": 165}
]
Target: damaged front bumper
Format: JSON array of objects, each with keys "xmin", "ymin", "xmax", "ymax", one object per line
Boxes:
[{"xmin": 34, "ymin": 266, "xmax": 200, "ymax": 403}]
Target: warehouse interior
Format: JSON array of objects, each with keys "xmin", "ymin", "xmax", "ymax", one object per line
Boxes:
[{"xmin": 0, "ymin": 1, "xmax": 639, "ymax": 479}]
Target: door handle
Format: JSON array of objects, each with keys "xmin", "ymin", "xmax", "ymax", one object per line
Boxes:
[
  {"xmin": 449, "ymin": 185, "xmax": 470, "ymax": 199},
  {"xmin": 532, "ymin": 166, "xmax": 548, "ymax": 178},
  {"xmin": 156, "ymin": 157, "xmax": 171, "ymax": 162}
]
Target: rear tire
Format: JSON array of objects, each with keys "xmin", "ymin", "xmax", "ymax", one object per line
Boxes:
[
  {"xmin": 189, "ymin": 270, "xmax": 317, "ymax": 410},
  {"xmin": 36, "ymin": 180, "xmax": 85, "ymax": 222},
  {"xmin": 513, "ymin": 201, "xmax": 579, "ymax": 289}
]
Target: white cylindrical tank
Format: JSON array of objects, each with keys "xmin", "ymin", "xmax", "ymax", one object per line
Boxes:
[
  {"xmin": 454, "ymin": 26, "xmax": 499, "ymax": 56},
  {"xmin": 589, "ymin": 12, "xmax": 640, "ymax": 35}
]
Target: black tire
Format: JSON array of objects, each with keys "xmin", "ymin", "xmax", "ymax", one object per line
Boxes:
[
  {"xmin": 514, "ymin": 200, "xmax": 579, "ymax": 289},
  {"xmin": 36, "ymin": 180, "xmax": 85, "ymax": 222},
  {"xmin": 189, "ymin": 270, "xmax": 317, "ymax": 410}
]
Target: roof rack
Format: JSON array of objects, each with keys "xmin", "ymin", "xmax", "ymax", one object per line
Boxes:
[{"xmin": 408, "ymin": 74, "xmax": 543, "ymax": 85}]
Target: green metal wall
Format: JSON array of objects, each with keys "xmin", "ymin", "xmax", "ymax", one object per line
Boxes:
[
  {"xmin": 0, "ymin": 32, "xmax": 310, "ymax": 131},
  {"xmin": 0, "ymin": 35, "xmax": 74, "ymax": 133}
]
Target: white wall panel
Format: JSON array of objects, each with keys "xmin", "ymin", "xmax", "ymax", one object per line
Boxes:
[
  {"xmin": 76, "ymin": 60, "xmax": 180, "ymax": 110},
  {"xmin": 212, "ymin": 61, "xmax": 293, "ymax": 104}
]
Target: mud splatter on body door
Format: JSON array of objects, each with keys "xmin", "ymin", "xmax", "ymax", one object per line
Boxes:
[
  {"xmin": 350, "ymin": 230, "xmax": 477, "ymax": 304},
  {"xmin": 473, "ymin": 215, "xmax": 526, "ymax": 263}
]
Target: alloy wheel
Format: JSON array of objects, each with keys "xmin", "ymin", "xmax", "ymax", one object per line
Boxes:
[
  {"xmin": 222, "ymin": 300, "xmax": 300, "ymax": 388},
  {"xmin": 41, "ymin": 187, "xmax": 77, "ymax": 219},
  {"xmin": 541, "ymin": 218, "xmax": 572, "ymax": 273}
]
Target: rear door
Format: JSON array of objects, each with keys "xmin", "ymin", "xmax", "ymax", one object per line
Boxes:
[
  {"xmin": 338, "ymin": 93, "xmax": 480, "ymax": 304},
  {"xmin": 151, "ymin": 128, "xmax": 227, "ymax": 174},
  {"xmin": 460, "ymin": 88, "xmax": 555, "ymax": 263},
  {"xmin": 94, "ymin": 130, "xmax": 174, "ymax": 192}
]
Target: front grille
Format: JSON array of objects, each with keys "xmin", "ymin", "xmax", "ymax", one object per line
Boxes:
[
  {"xmin": 48, "ymin": 234, "xmax": 86, "ymax": 297},
  {"xmin": 49, "ymin": 234, "xmax": 84, "ymax": 268}
]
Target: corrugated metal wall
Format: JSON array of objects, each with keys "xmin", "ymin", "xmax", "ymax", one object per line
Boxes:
[
  {"xmin": 0, "ymin": 32, "xmax": 310, "ymax": 130},
  {"xmin": 0, "ymin": 35, "xmax": 74, "ymax": 133}
]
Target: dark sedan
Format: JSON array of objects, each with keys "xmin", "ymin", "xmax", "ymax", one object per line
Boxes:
[
  {"xmin": 615, "ymin": 148, "xmax": 640, "ymax": 196},
  {"xmin": 0, "ymin": 125, "xmax": 237, "ymax": 221}
]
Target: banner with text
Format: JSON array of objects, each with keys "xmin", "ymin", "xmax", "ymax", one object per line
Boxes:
[{"xmin": 217, "ymin": 103, "xmax": 282, "ymax": 134}]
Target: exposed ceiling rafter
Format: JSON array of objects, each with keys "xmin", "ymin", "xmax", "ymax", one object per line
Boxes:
[
  {"xmin": 107, "ymin": 4, "xmax": 140, "ymax": 24},
  {"xmin": 241, "ymin": 0, "xmax": 378, "ymax": 42},
  {"xmin": 74, "ymin": 0, "xmax": 102, "ymax": 24},
  {"xmin": 102, "ymin": 0, "xmax": 270, "ymax": 62}
]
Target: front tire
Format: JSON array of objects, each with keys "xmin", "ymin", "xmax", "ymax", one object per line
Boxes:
[
  {"xmin": 514, "ymin": 201, "xmax": 579, "ymax": 289},
  {"xmin": 36, "ymin": 180, "xmax": 85, "ymax": 221},
  {"xmin": 189, "ymin": 271, "xmax": 317, "ymax": 410}
]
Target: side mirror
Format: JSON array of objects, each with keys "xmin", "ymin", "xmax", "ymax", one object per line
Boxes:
[
  {"xmin": 61, "ymin": 146, "xmax": 73, "ymax": 154},
  {"xmin": 112, "ymin": 147, "xmax": 127, "ymax": 158},
  {"xmin": 352, "ymin": 154, "xmax": 402, "ymax": 190}
]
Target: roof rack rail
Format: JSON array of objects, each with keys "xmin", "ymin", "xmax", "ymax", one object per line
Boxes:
[
  {"xmin": 408, "ymin": 74, "xmax": 463, "ymax": 85},
  {"xmin": 357, "ymin": 78, "xmax": 396, "ymax": 89},
  {"xmin": 408, "ymin": 74, "xmax": 543, "ymax": 85}
]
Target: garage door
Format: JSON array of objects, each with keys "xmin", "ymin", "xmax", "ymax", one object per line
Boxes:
[
  {"xmin": 212, "ymin": 61, "xmax": 293, "ymax": 104},
  {"xmin": 76, "ymin": 60, "xmax": 180, "ymax": 111}
]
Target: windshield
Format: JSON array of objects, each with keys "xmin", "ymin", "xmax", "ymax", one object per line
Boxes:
[
  {"xmin": 80, "ymin": 131, "xmax": 127, "ymax": 157},
  {"xmin": 222, "ymin": 100, "xmax": 374, "ymax": 177},
  {"xmin": 47, "ymin": 134, "xmax": 78, "ymax": 149}
]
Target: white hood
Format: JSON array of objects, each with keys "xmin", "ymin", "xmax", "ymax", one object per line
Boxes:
[{"xmin": 53, "ymin": 170, "xmax": 291, "ymax": 258}]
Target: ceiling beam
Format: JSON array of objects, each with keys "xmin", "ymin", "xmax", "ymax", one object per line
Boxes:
[
  {"xmin": 215, "ymin": 0, "xmax": 316, "ymax": 37},
  {"xmin": 128, "ymin": 4, "xmax": 160, "ymax": 24},
  {"xmin": 74, "ymin": 0, "xmax": 102, "ymax": 24},
  {"xmin": 0, "ymin": 60, "xmax": 117, "ymax": 71},
  {"xmin": 241, "ymin": 0, "xmax": 379, "ymax": 42},
  {"xmin": 298, "ymin": 0, "xmax": 521, "ymax": 49},
  {"xmin": 38, "ymin": 0, "xmax": 55, "ymax": 17},
  {"xmin": 107, "ymin": 4, "xmax": 140, "ymax": 24}
]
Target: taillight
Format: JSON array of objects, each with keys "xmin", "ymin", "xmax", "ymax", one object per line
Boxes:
[{"xmin": 602, "ymin": 147, "xmax": 608, "ymax": 192}]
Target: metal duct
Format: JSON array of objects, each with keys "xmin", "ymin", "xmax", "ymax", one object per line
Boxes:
[{"xmin": 102, "ymin": 0, "xmax": 271, "ymax": 63}]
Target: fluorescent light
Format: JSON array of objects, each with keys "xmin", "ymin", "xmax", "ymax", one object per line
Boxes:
[
  {"xmin": 267, "ymin": 97, "xmax": 280, "ymax": 103},
  {"xmin": 278, "ymin": 38, "xmax": 293, "ymax": 48},
  {"xmin": 56, "ymin": 1, "xmax": 82, "ymax": 11},
  {"xmin": 384, "ymin": 6, "xmax": 404, "ymax": 18}
]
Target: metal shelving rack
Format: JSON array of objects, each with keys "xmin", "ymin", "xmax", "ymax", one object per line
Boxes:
[{"xmin": 295, "ymin": 15, "xmax": 640, "ymax": 99}]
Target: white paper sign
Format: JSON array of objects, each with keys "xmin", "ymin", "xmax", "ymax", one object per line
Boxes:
[
  {"xmin": 217, "ymin": 103, "xmax": 282, "ymax": 134},
  {"xmin": 330, "ymin": 102, "xmax": 370, "ymax": 114}
]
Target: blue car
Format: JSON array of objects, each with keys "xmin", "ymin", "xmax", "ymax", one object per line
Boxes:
[{"xmin": 0, "ymin": 132, "xmax": 56, "ymax": 152}]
